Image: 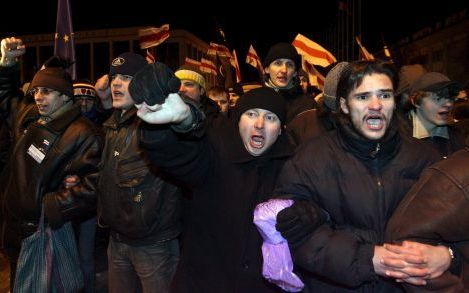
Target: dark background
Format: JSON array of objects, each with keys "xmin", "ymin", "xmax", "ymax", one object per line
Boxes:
[{"xmin": 1, "ymin": 1, "xmax": 467, "ymax": 54}]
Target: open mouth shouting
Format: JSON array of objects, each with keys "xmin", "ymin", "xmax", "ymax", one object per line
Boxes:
[
  {"xmin": 250, "ymin": 134, "xmax": 265, "ymax": 149},
  {"xmin": 365, "ymin": 114, "xmax": 385, "ymax": 131}
]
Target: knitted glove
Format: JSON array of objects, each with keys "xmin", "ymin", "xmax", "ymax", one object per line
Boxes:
[
  {"xmin": 276, "ymin": 200, "xmax": 327, "ymax": 248},
  {"xmin": 129, "ymin": 61, "xmax": 180, "ymax": 106}
]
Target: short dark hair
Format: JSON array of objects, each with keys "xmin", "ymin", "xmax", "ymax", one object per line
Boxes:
[{"xmin": 336, "ymin": 60, "xmax": 397, "ymax": 101}]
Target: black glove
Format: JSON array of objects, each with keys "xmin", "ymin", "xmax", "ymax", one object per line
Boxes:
[
  {"xmin": 276, "ymin": 200, "xmax": 327, "ymax": 248},
  {"xmin": 129, "ymin": 62, "xmax": 181, "ymax": 106}
]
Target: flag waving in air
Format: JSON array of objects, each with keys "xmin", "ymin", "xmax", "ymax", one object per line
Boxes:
[
  {"xmin": 292, "ymin": 34, "xmax": 336, "ymax": 67},
  {"xmin": 230, "ymin": 50, "xmax": 242, "ymax": 82},
  {"xmin": 246, "ymin": 44, "xmax": 263, "ymax": 73},
  {"xmin": 184, "ymin": 57, "xmax": 201, "ymax": 67},
  {"xmin": 139, "ymin": 24, "xmax": 170, "ymax": 49},
  {"xmin": 207, "ymin": 42, "xmax": 232, "ymax": 59},
  {"xmin": 200, "ymin": 58, "xmax": 218, "ymax": 76},
  {"xmin": 54, "ymin": 0, "xmax": 76, "ymax": 79},
  {"xmin": 355, "ymin": 36, "xmax": 375, "ymax": 61}
]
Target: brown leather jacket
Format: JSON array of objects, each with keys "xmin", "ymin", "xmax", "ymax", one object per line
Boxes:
[{"xmin": 385, "ymin": 146, "xmax": 469, "ymax": 292}]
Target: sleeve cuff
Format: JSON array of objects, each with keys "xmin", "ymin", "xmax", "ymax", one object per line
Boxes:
[{"xmin": 43, "ymin": 192, "xmax": 64, "ymax": 230}]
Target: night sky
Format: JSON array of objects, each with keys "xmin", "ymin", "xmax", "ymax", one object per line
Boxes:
[{"xmin": 0, "ymin": 1, "xmax": 467, "ymax": 60}]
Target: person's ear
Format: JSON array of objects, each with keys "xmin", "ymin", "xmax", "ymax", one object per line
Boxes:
[{"xmin": 339, "ymin": 97, "xmax": 349, "ymax": 114}]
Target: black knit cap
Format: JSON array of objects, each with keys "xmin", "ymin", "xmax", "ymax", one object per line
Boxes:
[
  {"xmin": 235, "ymin": 87, "xmax": 286, "ymax": 125},
  {"xmin": 263, "ymin": 42, "xmax": 301, "ymax": 70},
  {"xmin": 30, "ymin": 67, "xmax": 73, "ymax": 98},
  {"xmin": 109, "ymin": 52, "xmax": 147, "ymax": 77}
]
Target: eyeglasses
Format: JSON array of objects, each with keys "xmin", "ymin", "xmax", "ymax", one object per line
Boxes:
[{"xmin": 29, "ymin": 87, "xmax": 57, "ymax": 96}]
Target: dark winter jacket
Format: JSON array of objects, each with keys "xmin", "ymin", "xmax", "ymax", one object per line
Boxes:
[
  {"xmin": 277, "ymin": 85, "xmax": 317, "ymax": 124},
  {"xmin": 0, "ymin": 64, "xmax": 102, "ymax": 254},
  {"xmin": 139, "ymin": 113, "xmax": 294, "ymax": 293},
  {"xmin": 385, "ymin": 146, "xmax": 469, "ymax": 292},
  {"xmin": 273, "ymin": 115, "xmax": 439, "ymax": 292},
  {"xmin": 98, "ymin": 107, "xmax": 182, "ymax": 245},
  {"xmin": 286, "ymin": 107, "xmax": 337, "ymax": 146}
]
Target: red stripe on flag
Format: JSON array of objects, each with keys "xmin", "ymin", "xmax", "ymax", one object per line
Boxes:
[
  {"xmin": 292, "ymin": 40, "xmax": 336, "ymax": 65},
  {"xmin": 140, "ymin": 31, "xmax": 169, "ymax": 45}
]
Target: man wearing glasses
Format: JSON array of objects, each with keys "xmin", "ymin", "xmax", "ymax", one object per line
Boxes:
[{"xmin": 0, "ymin": 37, "xmax": 102, "ymax": 291}]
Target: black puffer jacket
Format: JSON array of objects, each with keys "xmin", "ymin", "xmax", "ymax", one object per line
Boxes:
[
  {"xmin": 98, "ymin": 108, "xmax": 182, "ymax": 245},
  {"xmin": 274, "ymin": 116, "xmax": 440, "ymax": 292}
]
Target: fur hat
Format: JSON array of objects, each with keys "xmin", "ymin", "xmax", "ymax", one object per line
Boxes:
[
  {"xmin": 235, "ymin": 87, "xmax": 286, "ymax": 125},
  {"xmin": 30, "ymin": 66, "xmax": 73, "ymax": 98},
  {"xmin": 109, "ymin": 52, "xmax": 147, "ymax": 77},
  {"xmin": 175, "ymin": 65, "xmax": 206, "ymax": 91},
  {"xmin": 263, "ymin": 42, "xmax": 301, "ymax": 70}
]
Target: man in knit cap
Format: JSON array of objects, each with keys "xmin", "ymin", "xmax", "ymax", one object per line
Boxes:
[
  {"xmin": 129, "ymin": 61, "xmax": 299, "ymax": 292},
  {"xmin": 175, "ymin": 65, "xmax": 219, "ymax": 118},
  {"xmin": 0, "ymin": 37, "xmax": 102, "ymax": 291},
  {"xmin": 85, "ymin": 53, "xmax": 184, "ymax": 293},
  {"xmin": 263, "ymin": 42, "xmax": 317, "ymax": 123}
]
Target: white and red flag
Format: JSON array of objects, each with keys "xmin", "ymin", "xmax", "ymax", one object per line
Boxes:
[
  {"xmin": 184, "ymin": 57, "xmax": 201, "ymax": 67},
  {"xmin": 230, "ymin": 49, "xmax": 242, "ymax": 82},
  {"xmin": 139, "ymin": 24, "xmax": 170, "ymax": 49},
  {"xmin": 246, "ymin": 44, "xmax": 263, "ymax": 73},
  {"xmin": 207, "ymin": 42, "xmax": 232, "ymax": 58},
  {"xmin": 146, "ymin": 49, "xmax": 155, "ymax": 64},
  {"xmin": 302, "ymin": 59, "xmax": 325, "ymax": 90},
  {"xmin": 292, "ymin": 34, "xmax": 336, "ymax": 67},
  {"xmin": 355, "ymin": 36, "xmax": 375, "ymax": 61},
  {"xmin": 200, "ymin": 58, "xmax": 218, "ymax": 76}
]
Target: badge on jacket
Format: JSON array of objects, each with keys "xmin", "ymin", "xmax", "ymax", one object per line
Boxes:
[{"xmin": 27, "ymin": 143, "xmax": 46, "ymax": 163}]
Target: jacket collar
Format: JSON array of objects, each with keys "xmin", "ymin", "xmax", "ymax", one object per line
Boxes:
[
  {"xmin": 40, "ymin": 105, "xmax": 82, "ymax": 133},
  {"xmin": 336, "ymin": 113, "xmax": 401, "ymax": 167},
  {"xmin": 103, "ymin": 107, "xmax": 137, "ymax": 130}
]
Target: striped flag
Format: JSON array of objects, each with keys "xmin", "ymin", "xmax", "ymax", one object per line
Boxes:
[
  {"xmin": 146, "ymin": 49, "xmax": 155, "ymax": 64},
  {"xmin": 355, "ymin": 36, "xmax": 375, "ymax": 61},
  {"xmin": 230, "ymin": 50, "xmax": 242, "ymax": 82},
  {"xmin": 246, "ymin": 44, "xmax": 263, "ymax": 73},
  {"xmin": 139, "ymin": 24, "xmax": 170, "ymax": 49},
  {"xmin": 207, "ymin": 42, "xmax": 232, "ymax": 58},
  {"xmin": 184, "ymin": 57, "xmax": 201, "ymax": 67},
  {"xmin": 54, "ymin": 0, "xmax": 76, "ymax": 79},
  {"xmin": 292, "ymin": 34, "xmax": 336, "ymax": 67},
  {"xmin": 303, "ymin": 59, "xmax": 325, "ymax": 90},
  {"xmin": 200, "ymin": 58, "xmax": 218, "ymax": 76}
]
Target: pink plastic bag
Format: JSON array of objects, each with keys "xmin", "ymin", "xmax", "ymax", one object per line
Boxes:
[{"xmin": 253, "ymin": 199, "xmax": 304, "ymax": 292}]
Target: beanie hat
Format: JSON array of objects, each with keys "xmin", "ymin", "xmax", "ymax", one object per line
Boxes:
[
  {"xmin": 228, "ymin": 82, "xmax": 244, "ymax": 96},
  {"xmin": 396, "ymin": 64, "xmax": 427, "ymax": 96},
  {"xmin": 175, "ymin": 65, "xmax": 206, "ymax": 91},
  {"xmin": 263, "ymin": 42, "xmax": 301, "ymax": 70},
  {"xmin": 410, "ymin": 72, "xmax": 462, "ymax": 94},
  {"xmin": 30, "ymin": 67, "xmax": 73, "ymax": 98},
  {"xmin": 235, "ymin": 87, "xmax": 286, "ymax": 125},
  {"xmin": 323, "ymin": 62, "xmax": 350, "ymax": 111},
  {"xmin": 109, "ymin": 52, "xmax": 147, "ymax": 77},
  {"xmin": 73, "ymin": 82, "xmax": 97, "ymax": 99}
]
